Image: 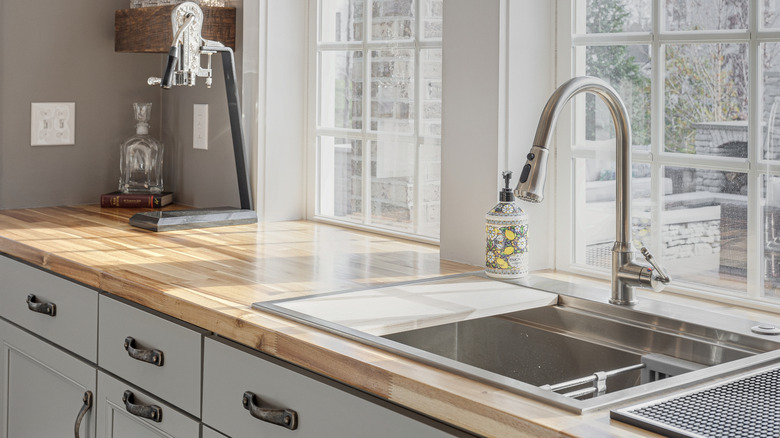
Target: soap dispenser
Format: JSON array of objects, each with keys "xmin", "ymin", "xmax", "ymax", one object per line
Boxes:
[{"xmin": 486, "ymin": 171, "xmax": 528, "ymax": 279}]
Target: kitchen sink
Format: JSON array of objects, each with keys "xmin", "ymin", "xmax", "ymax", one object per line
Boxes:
[
  {"xmin": 256, "ymin": 275, "xmax": 780, "ymax": 413},
  {"xmin": 384, "ymin": 305, "xmax": 648, "ymax": 398},
  {"xmin": 380, "ymin": 291, "xmax": 780, "ymax": 412}
]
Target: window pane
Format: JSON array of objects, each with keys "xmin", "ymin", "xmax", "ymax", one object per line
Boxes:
[
  {"xmin": 763, "ymin": 0, "xmax": 780, "ymax": 28},
  {"xmin": 371, "ymin": 139, "xmax": 415, "ymax": 232},
  {"xmin": 319, "ymin": 51, "xmax": 364, "ymax": 130},
  {"xmin": 420, "ymin": 48, "xmax": 442, "ymax": 137},
  {"xmin": 320, "ymin": 0, "xmax": 363, "ymax": 42},
  {"xmin": 764, "ymin": 175, "xmax": 780, "ymax": 298},
  {"xmin": 664, "ymin": 43, "xmax": 748, "ymax": 155},
  {"xmin": 318, "ymin": 137, "xmax": 363, "ymax": 221},
  {"xmin": 665, "ymin": 0, "xmax": 747, "ymax": 31},
  {"xmin": 370, "ymin": 49, "xmax": 414, "ymax": 133},
  {"xmin": 582, "ymin": 45, "xmax": 651, "ymax": 151},
  {"xmin": 584, "ymin": 0, "xmax": 651, "ymax": 33},
  {"xmin": 762, "ymin": 42, "xmax": 780, "ymax": 160},
  {"xmin": 574, "ymin": 159, "xmax": 652, "ymax": 269},
  {"xmin": 663, "ymin": 166, "xmax": 747, "ymax": 293},
  {"xmin": 371, "ymin": 0, "xmax": 415, "ymax": 41},
  {"xmin": 419, "ymin": 140, "xmax": 441, "ymax": 238},
  {"xmin": 421, "ymin": 0, "xmax": 442, "ymax": 40}
]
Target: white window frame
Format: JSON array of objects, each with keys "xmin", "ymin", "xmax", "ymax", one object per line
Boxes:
[
  {"xmin": 308, "ymin": 0, "xmax": 443, "ymax": 244},
  {"xmin": 557, "ymin": 0, "xmax": 780, "ymax": 310}
]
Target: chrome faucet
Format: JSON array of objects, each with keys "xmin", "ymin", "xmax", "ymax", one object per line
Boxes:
[{"xmin": 514, "ymin": 76, "xmax": 671, "ymax": 305}]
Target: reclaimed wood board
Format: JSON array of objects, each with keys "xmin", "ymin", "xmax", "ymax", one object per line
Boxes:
[{"xmin": 115, "ymin": 6, "xmax": 236, "ymax": 53}]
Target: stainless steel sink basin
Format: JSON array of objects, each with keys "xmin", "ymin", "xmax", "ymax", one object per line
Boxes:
[
  {"xmin": 257, "ymin": 274, "xmax": 780, "ymax": 413},
  {"xmin": 380, "ymin": 292, "xmax": 780, "ymax": 412},
  {"xmin": 385, "ymin": 306, "xmax": 647, "ymax": 394}
]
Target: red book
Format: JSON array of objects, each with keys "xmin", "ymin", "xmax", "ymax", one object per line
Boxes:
[{"xmin": 100, "ymin": 191, "xmax": 174, "ymax": 208}]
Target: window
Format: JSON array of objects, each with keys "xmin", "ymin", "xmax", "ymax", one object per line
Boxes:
[
  {"xmin": 314, "ymin": 0, "xmax": 443, "ymax": 240},
  {"xmin": 561, "ymin": 0, "xmax": 780, "ymax": 304}
]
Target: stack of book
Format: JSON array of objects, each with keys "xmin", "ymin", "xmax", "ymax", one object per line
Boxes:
[{"xmin": 100, "ymin": 191, "xmax": 174, "ymax": 208}]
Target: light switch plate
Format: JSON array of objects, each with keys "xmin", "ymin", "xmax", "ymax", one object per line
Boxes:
[
  {"xmin": 193, "ymin": 104, "xmax": 208, "ymax": 150},
  {"xmin": 31, "ymin": 102, "xmax": 75, "ymax": 146}
]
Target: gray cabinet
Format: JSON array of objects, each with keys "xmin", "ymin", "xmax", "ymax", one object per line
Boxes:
[
  {"xmin": 203, "ymin": 426, "xmax": 230, "ymax": 438},
  {"xmin": 0, "ymin": 254, "xmax": 468, "ymax": 438},
  {"xmin": 98, "ymin": 295, "xmax": 203, "ymax": 417},
  {"xmin": 202, "ymin": 336, "xmax": 461, "ymax": 438},
  {"xmin": 95, "ymin": 371, "xmax": 200, "ymax": 438},
  {"xmin": 0, "ymin": 255, "xmax": 98, "ymax": 362},
  {"xmin": 0, "ymin": 319, "xmax": 97, "ymax": 438}
]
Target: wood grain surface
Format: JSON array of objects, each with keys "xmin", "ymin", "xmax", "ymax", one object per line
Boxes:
[
  {"xmin": 115, "ymin": 6, "xmax": 236, "ymax": 53},
  {"xmin": 0, "ymin": 205, "xmax": 658, "ymax": 437}
]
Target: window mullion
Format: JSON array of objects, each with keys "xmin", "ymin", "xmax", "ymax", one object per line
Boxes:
[
  {"xmin": 362, "ymin": 0, "xmax": 372, "ymax": 226},
  {"xmin": 657, "ymin": 29, "xmax": 751, "ymax": 43},
  {"xmin": 412, "ymin": 0, "xmax": 421, "ymax": 235},
  {"xmin": 747, "ymin": 0, "xmax": 762, "ymax": 299},
  {"xmin": 651, "ymin": 0, "xmax": 663, "ymax": 259}
]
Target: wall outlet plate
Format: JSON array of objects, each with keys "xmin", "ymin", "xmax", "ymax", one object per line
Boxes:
[{"xmin": 31, "ymin": 102, "xmax": 75, "ymax": 146}]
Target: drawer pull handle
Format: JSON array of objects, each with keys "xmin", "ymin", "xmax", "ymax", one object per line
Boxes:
[
  {"xmin": 122, "ymin": 390, "xmax": 163, "ymax": 423},
  {"xmin": 124, "ymin": 336, "xmax": 164, "ymax": 366},
  {"xmin": 26, "ymin": 294, "xmax": 56, "ymax": 316},
  {"xmin": 242, "ymin": 391, "xmax": 298, "ymax": 430},
  {"xmin": 74, "ymin": 390, "xmax": 93, "ymax": 438}
]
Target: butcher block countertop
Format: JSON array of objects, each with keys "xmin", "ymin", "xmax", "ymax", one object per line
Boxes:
[{"xmin": 0, "ymin": 205, "xmax": 661, "ymax": 437}]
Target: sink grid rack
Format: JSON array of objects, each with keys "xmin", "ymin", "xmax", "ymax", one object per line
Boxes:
[{"xmin": 611, "ymin": 364, "xmax": 780, "ymax": 438}]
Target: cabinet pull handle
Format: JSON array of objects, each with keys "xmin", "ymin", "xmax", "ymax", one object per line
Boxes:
[
  {"xmin": 26, "ymin": 294, "xmax": 56, "ymax": 316},
  {"xmin": 242, "ymin": 391, "xmax": 298, "ymax": 430},
  {"xmin": 124, "ymin": 336, "xmax": 164, "ymax": 366},
  {"xmin": 74, "ymin": 390, "xmax": 93, "ymax": 438},
  {"xmin": 122, "ymin": 390, "xmax": 163, "ymax": 423}
]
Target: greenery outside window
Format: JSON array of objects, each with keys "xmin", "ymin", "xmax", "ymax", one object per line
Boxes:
[
  {"xmin": 314, "ymin": 0, "xmax": 443, "ymax": 240},
  {"xmin": 561, "ymin": 0, "xmax": 780, "ymax": 305}
]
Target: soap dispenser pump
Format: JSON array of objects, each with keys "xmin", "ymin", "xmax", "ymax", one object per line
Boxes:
[{"xmin": 485, "ymin": 171, "xmax": 529, "ymax": 279}]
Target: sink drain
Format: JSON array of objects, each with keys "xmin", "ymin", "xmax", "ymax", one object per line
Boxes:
[{"xmin": 751, "ymin": 324, "xmax": 780, "ymax": 335}]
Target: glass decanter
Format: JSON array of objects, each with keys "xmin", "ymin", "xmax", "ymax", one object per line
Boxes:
[{"xmin": 119, "ymin": 102, "xmax": 163, "ymax": 194}]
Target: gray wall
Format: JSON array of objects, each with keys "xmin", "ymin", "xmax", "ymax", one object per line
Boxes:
[
  {"xmin": 0, "ymin": 0, "xmax": 242, "ymax": 209},
  {"xmin": 162, "ymin": 58, "xmax": 243, "ymax": 209}
]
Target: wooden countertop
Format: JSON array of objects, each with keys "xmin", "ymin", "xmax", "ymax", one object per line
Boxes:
[{"xmin": 0, "ymin": 205, "xmax": 659, "ymax": 437}]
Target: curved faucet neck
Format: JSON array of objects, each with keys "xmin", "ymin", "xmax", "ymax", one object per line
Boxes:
[{"xmin": 533, "ymin": 76, "xmax": 633, "ymax": 246}]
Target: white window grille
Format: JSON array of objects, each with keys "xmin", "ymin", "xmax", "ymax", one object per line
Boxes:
[
  {"xmin": 313, "ymin": 0, "xmax": 443, "ymax": 241},
  {"xmin": 559, "ymin": 0, "xmax": 780, "ymax": 306}
]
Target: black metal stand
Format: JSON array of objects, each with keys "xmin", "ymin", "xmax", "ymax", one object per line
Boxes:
[{"xmin": 130, "ymin": 47, "xmax": 257, "ymax": 232}]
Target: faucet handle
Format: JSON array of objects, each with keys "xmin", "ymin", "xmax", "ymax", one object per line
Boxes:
[{"xmin": 640, "ymin": 247, "xmax": 671, "ymax": 291}]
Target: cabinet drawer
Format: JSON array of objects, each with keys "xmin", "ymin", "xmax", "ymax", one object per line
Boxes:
[
  {"xmin": 97, "ymin": 371, "xmax": 200, "ymax": 438},
  {"xmin": 203, "ymin": 337, "xmax": 458, "ymax": 438},
  {"xmin": 0, "ymin": 254, "xmax": 98, "ymax": 362},
  {"xmin": 98, "ymin": 295, "xmax": 202, "ymax": 417}
]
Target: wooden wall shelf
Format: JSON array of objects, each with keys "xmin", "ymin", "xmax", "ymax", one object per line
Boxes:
[{"xmin": 115, "ymin": 6, "xmax": 236, "ymax": 53}]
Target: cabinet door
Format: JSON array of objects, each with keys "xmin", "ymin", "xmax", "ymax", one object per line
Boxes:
[
  {"xmin": 0, "ymin": 319, "xmax": 97, "ymax": 438},
  {"xmin": 96, "ymin": 371, "xmax": 200, "ymax": 438},
  {"xmin": 203, "ymin": 337, "xmax": 461, "ymax": 438}
]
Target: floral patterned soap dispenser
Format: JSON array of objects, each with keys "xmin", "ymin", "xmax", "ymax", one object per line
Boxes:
[{"xmin": 486, "ymin": 171, "xmax": 529, "ymax": 279}]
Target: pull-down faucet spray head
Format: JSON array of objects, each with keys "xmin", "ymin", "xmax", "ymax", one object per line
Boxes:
[{"xmin": 514, "ymin": 146, "xmax": 549, "ymax": 203}]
